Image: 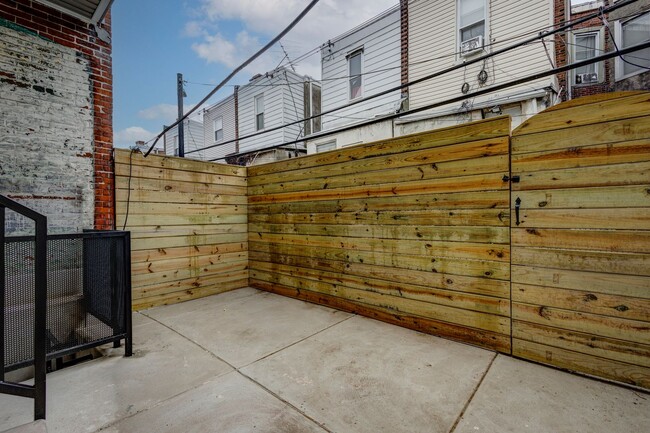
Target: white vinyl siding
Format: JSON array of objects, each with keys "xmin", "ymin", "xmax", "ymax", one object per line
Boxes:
[
  {"xmin": 237, "ymin": 69, "xmax": 306, "ymax": 154},
  {"xmin": 409, "ymin": 0, "xmax": 553, "ymax": 115},
  {"xmin": 319, "ymin": 6, "xmax": 401, "ymax": 132},
  {"xmin": 164, "ymin": 119, "xmax": 205, "ymax": 159},
  {"xmin": 202, "ymin": 94, "xmax": 236, "ymax": 161}
]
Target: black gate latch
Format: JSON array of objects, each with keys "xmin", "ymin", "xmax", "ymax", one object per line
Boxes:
[{"xmin": 502, "ymin": 175, "xmax": 520, "ymax": 183}]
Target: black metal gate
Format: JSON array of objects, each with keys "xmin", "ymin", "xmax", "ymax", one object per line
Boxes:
[{"xmin": 1, "ymin": 195, "xmax": 133, "ymax": 420}]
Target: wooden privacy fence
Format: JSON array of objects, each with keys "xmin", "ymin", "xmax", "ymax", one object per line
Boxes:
[
  {"xmin": 248, "ymin": 116, "xmax": 513, "ymax": 353},
  {"xmin": 114, "ymin": 150, "xmax": 248, "ymax": 310},
  {"xmin": 115, "ymin": 91, "xmax": 649, "ymax": 389}
]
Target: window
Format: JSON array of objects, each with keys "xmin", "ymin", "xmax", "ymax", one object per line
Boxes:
[
  {"xmin": 213, "ymin": 116, "xmax": 223, "ymax": 142},
  {"xmin": 348, "ymin": 50, "xmax": 363, "ymax": 100},
  {"xmin": 172, "ymin": 135, "xmax": 178, "ymax": 156},
  {"xmin": 458, "ymin": 0, "xmax": 486, "ymax": 48},
  {"xmin": 616, "ymin": 12, "xmax": 650, "ymax": 79},
  {"xmin": 254, "ymin": 94, "xmax": 265, "ymax": 130},
  {"xmin": 574, "ymin": 32, "xmax": 599, "ymax": 84}
]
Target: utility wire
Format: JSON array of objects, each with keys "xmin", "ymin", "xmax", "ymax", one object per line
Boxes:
[
  {"xmin": 143, "ymin": 0, "xmax": 320, "ymax": 157},
  {"xmin": 208, "ymin": 38, "xmax": 650, "ymax": 162},
  {"xmin": 187, "ymin": 0, "xmax": 641, "ymax": 156}
]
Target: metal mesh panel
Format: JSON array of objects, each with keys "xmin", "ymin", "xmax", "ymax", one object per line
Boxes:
[
  {"xmin": 4, "ymin": 240, "xmax": 35, "ymax": 368},
  {"xmin": 3, "ymin": 232, "xmax": 130, "ymax": 371}
]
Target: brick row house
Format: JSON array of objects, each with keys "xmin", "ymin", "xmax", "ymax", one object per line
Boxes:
[
  {"xmin": 555, "ymin": 0, "xmax": 650, "ymax": 100},
  {"xmin": 0, "ymin": 0, "xmax": 115, "ymax": 234}
]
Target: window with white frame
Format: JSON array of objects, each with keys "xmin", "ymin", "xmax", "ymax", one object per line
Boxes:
[
  {"xmin": 348, "ymin": 50, "xmax": 363, "ymax": 100},
  {"xmin": 173, "ymin": 135, "xmax": 178, "ymax": 156},
  {"xmin": 574, "ymin": 32, "xmax": 600, "ymax": 84},
  {"xmin": 616, "ymin": 11, "xmax": 650, "ymax": 79},
  {"xmin": 254, "ymin": 94, "xmax": 265, "ymax": 130},
  {"xmin": 458, "ymin": 0, "xmax": 486, "ymax": 53},
  {"xmin": 213, "ymin": 116, "xmax": 223, "ymax": 142}
]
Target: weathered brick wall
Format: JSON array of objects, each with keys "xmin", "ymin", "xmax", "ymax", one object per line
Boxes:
[
  {"xmin": 0, "ymin": 23, "xmax": 94, "ymax": 234},
  {"xmin": 0, "ymin": 0, "xmax": 114, "ymax": 231}
]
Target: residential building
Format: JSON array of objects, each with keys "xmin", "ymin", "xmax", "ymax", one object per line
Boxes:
[
  {"xmin": 0, "ymin": 0, "xmax": 115, "ymax": 234},
  {"xmin": 307, "ymin": 5, "xmax": 403, "ymax": 153},
  {"xmin": 163, "ymin": 118, "xmax": 206, "ymax": 158},
  {"xmin": 202, "ymin": 94, "xmax": 237, "ymax": 161},
  {"xmin": 399, "ymin": 0, "xmax": 558, "ymax": 134},
  {"xmin": 555, "ymin": 0, "xmax": 650, "ymax": 101},
  {"xmin": 200, "ymin": 66, "xmax": 321, "ymax": 165}
]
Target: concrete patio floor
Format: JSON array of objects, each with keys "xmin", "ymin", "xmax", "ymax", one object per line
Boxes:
[{"xmin": 1, "ymin": 287, "xmax": 649, "ymax": 433}]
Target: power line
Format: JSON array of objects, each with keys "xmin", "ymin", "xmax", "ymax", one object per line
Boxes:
[
  {"xmin": 209, "ymin": 38, "xmax": 650, "ymax": 162},
  {"xmin": 143, "ymin": 0, "xmax": 321, "ymax": 157},
  {"xmin": 187, "ymin": 0, "xmax": 641, "ymax": 156}
]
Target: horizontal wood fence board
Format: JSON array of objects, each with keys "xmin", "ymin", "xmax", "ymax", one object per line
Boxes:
[
  {"xmin": 250, "ymin": 223, "xmax": 510, "ymax": 244},
  {"xmin": 115, "ymin": 176, "xmax": 248, "ymax": 198},
  {"xmin": 512, "ymin": 160, "xmax": 650, "ymax": 191},
  {"xmin": 248, "ymin": 245, "xmax": 510, "ymax": 283},
  {"xmin": 511, "ymin": 115, "xmax": 650, "ymax": 155},
  {"xmin": 126, "ymin": 224, "xmax": 248, "ymax": 239},
  {"xmin": 249, "ymin": 172, "xmax": 508, "ymax": 204},
  {"xmin": 132, "ymin": 269, "xmax": 249, "ymax": 300},
  {"xmin": 132, "ymin": 278, "xmax": 249, "ymax": 311},
  {"xmin": 132, "ymin": 259, "xmax": 248, "ymax": 287},
  {"xmin": 251, "ymin": 233, "xmax": 510, "ymax": 262},
  {"xmin": 117, "ymin": 213, "xmax": 247, "ymax": 228},
  {"xmin": 513, "ymin": 93, "xmax": 650, "ymax": 136},
  {"xmin": 249, "ymin": 250, "xmax": 509, "ymax": 298},
  {"xmin": 115, "ymin": 149, "xmax": 248, "ymax": 309},
  {"xmin": 513, "ymin": 321, "xmax": 650, "ymax": 369},
  {"xmin": 249, "ymin": 260, "xmax": 510, "ymax": 316},
  {"xmin": 512, "ymin": 338, "xmax": 650, "ymax": 389},
  {"xmin": 131, "ymin": 233, "xmax": 248, "ymax": 251},
  {"xmin": 249, "ymin": 190, "xmax": 509, "ymax": 214},
  {"xmin": 515, "ymin": 185, "xmax": 650, "ymax": 210},
  {"xmin": 115, "ymin": 188, "xmax": 248, "ymax": 205},
  {"xmin": 516, "ymin": 208, "xmax": 650, "ymax": 230},
  {"xmin": 511, "ymin": 265, "xmax": 650, "ymax": 299},
  {"xmin": 115, "ymin": 162, "xmax": 247, "ymax": 187},
  {"xmin": 131, "ymin": 242, "xmax": 248, "ymax": 264},
  {"xmin": 248, "ymin": 209, "xmax": 510, "ymax": 227},
  {"xmin": 248, "ymin": 138, "xmax": 508, "ymax": 191},
  {"xmin": 248, "ymin": 117, "xmax": 511, "ymax": 177},
  {"xmin": 114, "ymin": 150, "xmax": 247, "ymax": 177},
  {"xmin": 512, "ymin": 228, "xmax": 650, "ymax": 253},
  {"xmin": 512, "ymin": 284, "xmax": 650, "ymax": 322},
  {"xmin": 511, "ymin": 92, "xmax": 650, "ymax": 389},
  {"xmin": 511, "ymin": 138, "xmax": 650, "ymax": 173}
]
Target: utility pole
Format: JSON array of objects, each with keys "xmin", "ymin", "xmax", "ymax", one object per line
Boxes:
[{"xmin": 177, "ymin": 73, "xmax": 185, "ymax": 157}]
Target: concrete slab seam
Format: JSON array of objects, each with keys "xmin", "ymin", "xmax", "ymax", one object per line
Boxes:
[{"xmin": 448, "ymin": 352, "xmax": 499, "ymax": 433}]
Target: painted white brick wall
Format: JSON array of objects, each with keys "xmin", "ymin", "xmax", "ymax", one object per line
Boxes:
[{"xmin": 0, "ymin": 24, "xmax": 94, "ymax": 235}]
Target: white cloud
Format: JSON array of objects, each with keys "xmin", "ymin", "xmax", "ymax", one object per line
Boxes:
[
  {"xmin": 114, "ymin": 126, "xmax": 157, "ymax": 148},
  {"xmin": 137, "ymin": 103, "xmax": 178, "ymax": 123},
  {"xmin": 189, "ymin": 0, "xmax": 397, "ymax": 79}
]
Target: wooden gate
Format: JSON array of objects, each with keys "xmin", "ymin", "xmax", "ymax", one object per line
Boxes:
[{"xmin": 510, "ymin": 92, "xmax": 650, "ymax": 388}]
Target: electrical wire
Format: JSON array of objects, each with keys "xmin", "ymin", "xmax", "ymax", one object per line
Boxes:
[
  {"xmin": 599, "ymin": 6, "xmax": 650, "ymax": 71},
  {"xmin": 188, "ymin": 0, "xmax": 641, "ymax": 156},
  {"xmin": 208, "ymin": 38, "xmax": 650, "ymax": 162},
  {"xmin": 143, "ymin": 0, "xmax": 320, "ymax": 157},
  {"xmin": 122, "ymin": 148, "xmax": 137, "ymax": 231}
]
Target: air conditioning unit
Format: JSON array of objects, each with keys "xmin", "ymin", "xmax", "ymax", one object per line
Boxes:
[
  {"xmin": 460, "ymin": 35, "xmax": 484, "ymax": 57},
  {"xmin": 576, "ymin": 72, "xmax": 598, "ymax": 84}
]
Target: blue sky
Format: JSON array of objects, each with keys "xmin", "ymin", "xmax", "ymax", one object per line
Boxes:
[{"xmin": 112, "ymin": 0, "xmax": 397, "ymax": 148}]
